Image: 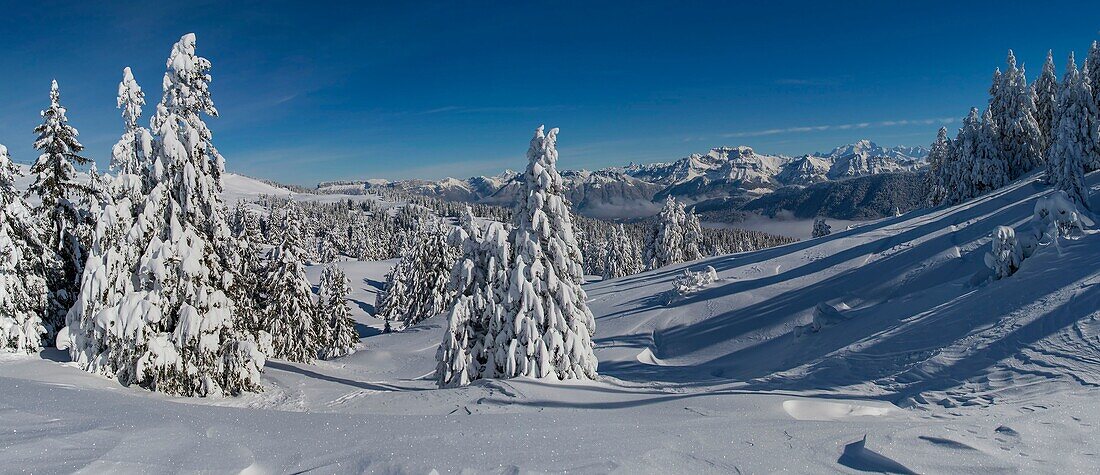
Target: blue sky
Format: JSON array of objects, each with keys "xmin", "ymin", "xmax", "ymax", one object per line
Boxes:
[{"xmin": 1, "ymin": 1, "xmax": 1099, "ymax": 185}]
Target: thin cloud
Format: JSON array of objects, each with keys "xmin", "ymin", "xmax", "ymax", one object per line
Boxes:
[
  {"xmin": 775, "ymin": 78, "xmax": 842, "ymax": 86},
  {"xmin": 409, "ymin": 105, "xmax": 576, "ymax": 115},
  {"xmin": 722, "ymin": 117, "xmax": 956, "ymax": 138}
]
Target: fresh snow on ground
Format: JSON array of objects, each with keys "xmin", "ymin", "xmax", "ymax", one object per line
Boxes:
[
  {"xmin": 706, "ymin": 210, "xmax": 864, "ymax": 240},
  {"xmin": 4, "ymin": 171, "xmax": 1100, "ymax": 472}
]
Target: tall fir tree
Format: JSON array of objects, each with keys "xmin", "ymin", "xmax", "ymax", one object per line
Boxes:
[
  {"xmin": 990, "ymin": 50, "xmax": 1043, "ymax": 178},
  {"xmin": 437, "ymin": 209, "xmax": 481, "ymax": 387},
  {"xmin": 946, "ymin": 108, "xmax": 982, "ymax": 204},
  {"xmin": 262, "ymin": 205, "xmax": 324, "ymax": 362},
  {"xmin": 376, "ymin": 219, "xmax": 458, "ymax": 331},
  {"xmin": 318, "ymin": 264, "xmax": 358, "ymax": 360},
  {"xmin": 376, "ymin": 249, "xmax": 412, "ymax": 333},
  {"xmin": 436, "ymin": 209, "xmax": 515, "ymax": 387},
  {"xmin": 28, "ymin": 80, "xmax": 92, "ymax": 340},
  {"xmin": 972, "ymin": 108, "xmax": 1010, "ymax": 193},
  {"xmin": 1084, "ymin": 63, "xmax": 1100, "ymax": 172},
  {"xmin": 0, "ymin": 145, "xmax": 48, "ymax": 353},
  {"xmin": 503, "ymin": 126, "xmax": 597, "ymax": 380},
  {"xmin": 1034, "ymin": 50, "xmax": 1059, "ymax": 154},
  {"xmin": 644, "ymin": 196, "xmax": 685, "ymax": 269},
  {"xmin": 681, "ymin": 204, "xmax": 704, "ymax": 261},
  {"xmin": 111, "ymin": 67, "xmax": 154, "ymax": 180},
  {"xmin": 1048, "ymin": 52, "xmax": 1093, "ymax": 209},
  {"xmin": 922, "ymin": 127, "xmax": 954, "ymax": 206},
  {"xmin": 60, "ymin": 34, "xmax": 265, "ymax": 396},
  {"xmin": 602, "ymin": 224, "xmax": 642, "ymax": 279},
  {"xmin": 1086, "ymin": 41, "xmax": 1100, "ymax": 113},
  {"xmin": 228, "ymin": 202, "xmax": 265, "ymax": 341}
]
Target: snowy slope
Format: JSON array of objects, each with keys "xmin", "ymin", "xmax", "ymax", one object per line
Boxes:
[
  {"xmin": 3, "ymin": 172, "xmax": 1100, "ymax": 473},
  {"xmin": 221, "ymin": 173, "xmax": 295, "ymax": 202},
  {"xmin": 589, "ymin": 172, "xmax": 1100, "ymax": 406}
]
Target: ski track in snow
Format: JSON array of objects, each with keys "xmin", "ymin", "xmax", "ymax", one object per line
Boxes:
[{"xmin": 6, "ymin": 172, "xmax": 1100, "ymax": 472}]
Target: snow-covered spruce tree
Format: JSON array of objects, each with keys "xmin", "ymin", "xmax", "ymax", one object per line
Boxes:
[
  {"xmin": 477, "ymin": 224, "xmax": 514, "ymax": 378},
  {"xmin": 990, "ymin": 51, "xmax": 1043, "ymax": 178},
  {"xmin": 1034, "ymin": 50, "xmax": 1059, "ymax": 154},
  {"xmin": 28, "ymin": 80, "xmax": 92, "ymax": 340},
  {"xmin": 971, "ymin": 108, "xmax": 1010, "ymax": 194},
  {"xmin": 602, "ymin": 224, "xmax": 642, "ymax": 279},
  {"xmin": 681, "ymin": 204, "xmax": 703, "ymax": 261},
  {"xmin": 111, "ymin": 67, "xmax": 154, "ymax": 180},
  {"xmin": 502, "ymin": 126, "xmax": 597, "ymax": 380},
  {"xmin": 1088, "ymin": 41, "xmax": 1100, "ymax": 111},
  {"xmin": 437, "ymin": 209, "xmax": 482, "ymax": 383},
  {"xmin": 984, "ymin": 225, "xmax": 1022, "ymax": 280},
  {"xmin": 59, "ymin": 34, "xmax": 264, "ymax": 396},
  {"xmin": 262, "ymin": 205, "xmax": 324, "ymax": 362},
  {"xmin": 0, "ymin": 145, "xmax": 48, "ymax": 353},
  {"xmin": 376, "ymin": 218, "xmax": 458, "ymax": 331},
  {"xmin": 1048, "ymin": 53, "xmax": 1094, "ymax": 209},
  {"xmin": 437, "ymin": 206, "xmax": 537, "ymax": 387},
  {"xmin": 922, "ymin": 127, "xmax": 954, "ymax": 206},
  {"xmin": 437, "ymin": 295, "xmax": 476, "ymax": 387},
  {"xmin": 376, "ymin": 246, "xmax": 414, "ymax": 333},
  {"xmin": 318, "ymin": 264, "xmax": 358, "ymax": 359},
  {"xmin": 1085, "ymin": 64, "xmax": 1100, "ymax": 172},
  {"xmin": 811, "ymin": 218, "xmax": 831, "ymax": 238},
  {"xmin": 946, "ymin": 108, "xmax": 982, "ymax": 204},
  {"xmin": 644, "ymin": 195, "xmax": 685, "ymax": 270},
  {"xmin": 228, "ymin": 202, "xmax": 266, "ymax": 341}
]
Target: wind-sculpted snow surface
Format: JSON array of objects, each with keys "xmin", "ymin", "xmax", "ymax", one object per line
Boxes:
[
  {"xmin": 5, "ymin": 172, "xmax": 1100, "ymax": 472},
  {"xmin": 588, "ymin": 172, "xmax": 1100, "ymax": 407}
]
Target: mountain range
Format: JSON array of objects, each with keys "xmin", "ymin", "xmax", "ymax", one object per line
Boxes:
[{"xmin": 316, "ymin": 139, "xmax": 929, "ymax": 220}]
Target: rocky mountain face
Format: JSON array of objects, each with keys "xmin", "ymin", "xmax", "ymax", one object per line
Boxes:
[{"xmin": 316, "ymin": 140, "xmax": 928, "ymax": 220}]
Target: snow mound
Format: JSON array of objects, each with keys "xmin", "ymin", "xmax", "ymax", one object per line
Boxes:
[{"xmin": 782, "ymin": 399, "xmax": 896, "ymax": 421}]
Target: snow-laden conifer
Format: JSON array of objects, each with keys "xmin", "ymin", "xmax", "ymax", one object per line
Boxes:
[
  {"xmin": 602, "ymin": 224, "xmax": 642, "ymax": 279},
  {"xmin": 0, "ymin": 145, "xmax": 48, "ymax": 352},
  {"xmin": 811, "ymin": 218, "xmax": 831, "ymax": 238},
  {"xmin": 681, "ymin": 204, "xmax": 703, "ymax": 261},
  {"xmin": 503, "ymin": 126, "xmax": 597, "ymax": 380},
  {"xmin": 1048, "ymin": 53, "xmax": 1094, "ymax": 209},
  {"xmin": 946, "ymin": 108, "xmax": 982, "ymax": 204},
  {"xmin": 318, "ymin": 264, "xmax": 358, "ymax": 359},
  {"xmin": 972, "ymin": 108, "xmax": 1010, "ymax": 193},
  {"xmin": 1034, "ymin": 50, "xmax": 1059, "ymax": 153},
  {"xmin": 376, "ymin": 218, "xmax": 458, "ymax": 331},
  {"xmin": 376, "ymin": 242, "xmax": 415, "ymax": 333},
  {"xmin": 923, "ymin": 127, "xmax": 954, "ymax": 206},
  {"xmin": 59, "ymin": 34, "xmax": 264, "ymax": 396},
  {"xmin": 644, "ymin": 196, "xmax": 685, "ymax": 269},
  {"xmin": 111, "ymin": 67, "xmax": 154, "ymax": 179},
  {"xmin": 473, "ymin": 222, "xmax": 512, "ymax": 379},
  {"xmin": 28, "ymin": 80, "xmax": 92, "ymax": 339},
  {"xmin": 227, "ymin": 211, "xmax": 266, "ymax": 353},
  {"xmin": 990, "ymin": 51, "xmax": 1043, "ymax": 178},
  {"xmin": 436, "ymin": 208, "xmax": 514, "ymax": 386},
  {"xmin": 1087, "ymin": 41, "xmax": 1100, "ymax": 109},
  {"xmin": 262, "ymin": 205, "xmax": 323, "ymax": 362}
]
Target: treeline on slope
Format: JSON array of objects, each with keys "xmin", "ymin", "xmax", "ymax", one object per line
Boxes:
[
  {"xmin": 738, "ymin": 172, "xmax": 925, "ymax": 220},
  {"xmin": 923, "ymin": 44, "xmax": 1100, "ymax": 211}
]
